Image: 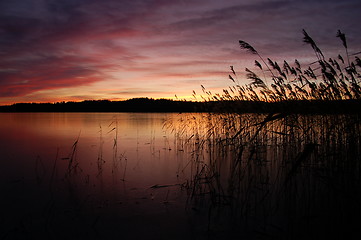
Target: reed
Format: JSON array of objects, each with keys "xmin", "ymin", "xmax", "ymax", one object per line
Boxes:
[
  {"xmin": 97, "ymin": 123, "xmax": 105, "ymax": 175},
  {"xmin": 201, "ymin": 30, "xmax": 361, "ymax": 106},
  {"xmin": 63, "ymin": 133, "xmax": 81, "ymax": 176},
  {"xmin": 168, "ymin": 112, "xmax": 361, "ymax": 238},
  {"xmin": 167, "ymin": 30, "xmax": 361, "ymax": 238}
]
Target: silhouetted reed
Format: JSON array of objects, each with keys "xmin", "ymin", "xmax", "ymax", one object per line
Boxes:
[
  {"xmin": 167, "ymin": 30, "xmax": 361, "ymax": 238},
  {"xmin": 64, "ymin": 133, "xmax": 81, "ymax": 176},
  {"xmin": 202, "ymin": 30, "xmax": 361, "ymax": 105},
  {"xmin": 167, "ymin": 112, "xmax": 361, "ymax": 238}
]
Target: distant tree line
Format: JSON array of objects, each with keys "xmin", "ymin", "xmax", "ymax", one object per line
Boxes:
[
  {"xmin": 0, "ymin": 98, "xmax": 204, "ymax": 113},
  {"xmin": 0, "ymin": 97, "xmax": 360, "ymax": 114}
]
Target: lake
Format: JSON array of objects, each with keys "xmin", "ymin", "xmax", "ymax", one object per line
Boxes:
[
  {"xmin": 0, "ymin": 112, "xmax": 210, "ymax": 239},
  {"xmin": 1, "ymin": 112, "xmax": 361, "ymax": 239}
]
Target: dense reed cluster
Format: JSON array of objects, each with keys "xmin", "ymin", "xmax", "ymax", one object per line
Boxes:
[
  {"xmin": 167, "ymin": 111, "xmax": 361, "ymax": 238},
  {"xmin": 201, "ymin": 30, "xmax": 361, "ymax": 103},
  {"xmin": 167, "ymin": 30, "xmax": 361, "ymax": 238}
]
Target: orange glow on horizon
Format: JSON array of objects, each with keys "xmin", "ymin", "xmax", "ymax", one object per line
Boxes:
[{"xmin": 0, "ymin": 93, "xmax": 204, "ymax": 106}]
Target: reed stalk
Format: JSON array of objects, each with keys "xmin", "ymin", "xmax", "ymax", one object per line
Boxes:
[{"xmin": 167, "ymin": 29, "xmax": 361, "ymax": 238}]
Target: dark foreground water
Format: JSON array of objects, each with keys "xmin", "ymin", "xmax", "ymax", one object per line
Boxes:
[
  {"xmin": 1, "ymin": 112, "xmax": 361, "ymax": 239},
  {"xmin": 0, "ymin": 113, "xmax": 209, "ymax": 239}
]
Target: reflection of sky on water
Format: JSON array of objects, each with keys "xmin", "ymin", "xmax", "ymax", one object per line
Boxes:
[
  {"xmin": 0, "ymin": 112, "xmax": 202, "ymax": 239},
  {"xmin": 0, "ymin": 113, "xmax": 189, "ymax": 189},
  {"xmin": 2, "ymin": 112, "xmax": 361, "ymax": 239}
]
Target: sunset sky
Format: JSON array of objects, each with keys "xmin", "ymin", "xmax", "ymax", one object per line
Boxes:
[{"xmin": 1, "ymin": 0, "xmax": 360, "ymax": 105}]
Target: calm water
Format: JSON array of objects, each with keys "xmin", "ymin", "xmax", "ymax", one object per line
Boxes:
[
  {"xmin": 3, "ymin": 112, "xmax": 361, "ymax": 239},
  {"xmin": 0, "ymin": 113, "xmax": 207, "ymax": 239}
]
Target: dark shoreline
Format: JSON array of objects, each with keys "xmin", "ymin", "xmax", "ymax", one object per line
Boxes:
[{"xmin": 1, "ymin": 98, "xmax": 361, "ymax": 114}]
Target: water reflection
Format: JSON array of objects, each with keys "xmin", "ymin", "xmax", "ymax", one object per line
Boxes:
[
  {"xmin": 3, "ymin": 112, "xmax": 360, "ymax": 239},
  {"xmin": 0, "ymin": 113, "xmax": 199, "ymax": 239}
]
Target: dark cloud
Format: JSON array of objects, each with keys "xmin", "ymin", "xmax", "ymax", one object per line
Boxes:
[
  {"xmin": 0, "ymin": 54, "xmax": 104, "ymax": 97},
  {"xmin": 168, "ymin": 1, "xmax": 290, "ymax": 31}
]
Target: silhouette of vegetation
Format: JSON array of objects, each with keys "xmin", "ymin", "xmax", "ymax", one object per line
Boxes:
[
  {"xmin": 169, "ymin": 112, "xmax": 361, "ymax": 239},
  {"xmin": 167, "ymin": 30, "xmax": 361, "ymax": 239},
  {"xmin": 0, "ymin": 98, "xmax": 204, "ymax": 112},
  {"xmin": 1, "ymin": 98, "xmax": 360, "ymax": 114},
  {"xmin": 197, "ymin": 29, "xmax": 361, "ymax": 114}
]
